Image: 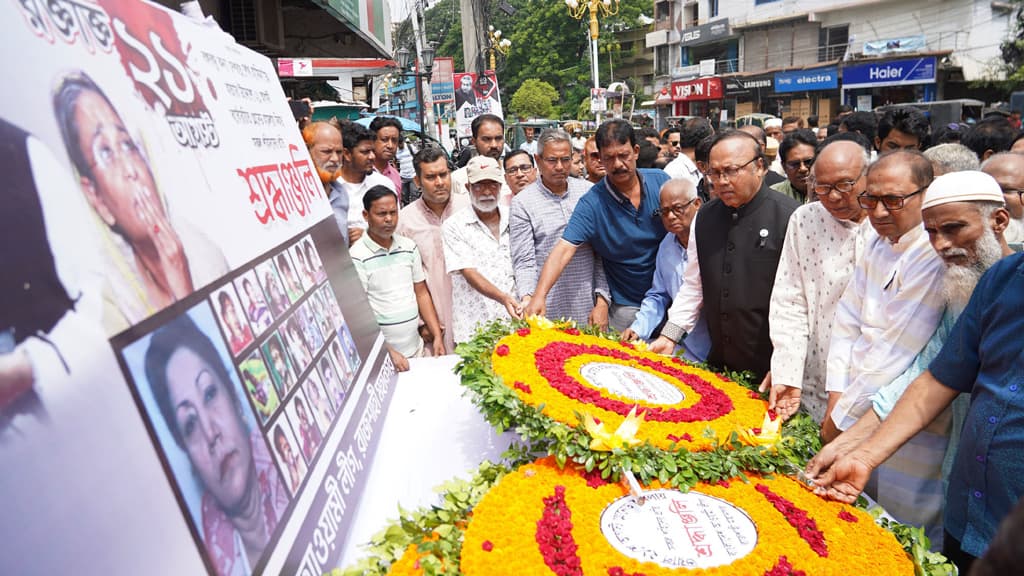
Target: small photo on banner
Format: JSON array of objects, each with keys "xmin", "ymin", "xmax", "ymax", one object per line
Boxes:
[
  {"xmin": 282, "ymin": 315, "xmax": 313, "ymax": 373},
  {"xmin": 319, "ymin": 283, "xmax": 347, "ymax": 331},
  {"xmin": 337, "ymin": 324, "xmax": 361, "ymax": 375},
  {"xmin": 297, "ymin": 235, "xmax": 328, "ymax": 285},
  {"xmin": 273, "ymin": 250, "xmax": 304, "ymax": 304},
  {"xmin": 284, "ymin": 386, "xmax": 322, "ymax": 463},
  {"xmin": 268, "ymin": 417, "xmax": 307, "ymax": 497},
  {"xmin": 233, "ymin": 269, "xmax": 274, "ymax": 336},
  {"xmin": 119, "ymin": 302, "xmax": 290, "ymax": 576},
  {"xmin": 256, "ymin": 258, "xmax": 290, "ymax": 319},
  {"xmin": 290, "ymin": 241, "xmax": 318, "ymax": 291},
  {"xmin": 210, "ymin": 283, "xmax": 255, "ymax": 356},
  {"xmin": 302, "ymin": 368, "xmax": 335, "ymax": 436},
  {"xmin": 308, "ymin": 289, "xmax": 334, "ymax": 341},
  {"xmin": 328, "ymin": 337, "xmax": 354, "ymax": 391},
  {"xmin": 296, "ymin": 300, "xmax": 325, "ymax": 354},
  {"xmin": 238, "ymin": 348, "xmax": 280, "ymax": 425},
  {"xmin": 261, "ymin": 331, "xmax": 297, "ymax": 396},
  {"xmin": 316, "ymin": 352, "xmax": 347, "ymax": 411}
]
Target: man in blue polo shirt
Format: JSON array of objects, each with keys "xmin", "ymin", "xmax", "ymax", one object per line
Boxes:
[
  {"xmin": 812, "ymin": 250, "xmax": 1024, "ymax": 575},
  {"xmin": 524, "ymin": 119, "xmax": 669, "ymax": 331}
]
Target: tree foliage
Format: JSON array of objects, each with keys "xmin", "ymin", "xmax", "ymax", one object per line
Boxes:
[
  {"xmin": 508, "ymin": 79, "xmax": 559, "ymax": 119},
  {"xmin": 1000, "ymin": 1, "xmax": 1024, "ymax": 84}
]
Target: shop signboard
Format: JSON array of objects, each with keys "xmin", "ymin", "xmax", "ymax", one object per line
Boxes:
[
  {"xmin": 671, "ymin": 77, "xmax": 723, "ymax": 101},
  {"xmin": 842, "ymin": 56, "xmax": 937, "ymax": 89},
  {"xmin": 0, "ymin": 0, "xmax": 397, "ymax": 574},
  {"xmin": 679, "ymin": 18, "xmax": 731, "ymax": 47},
  {"xmin": 773, "ymin": 66, "xmax": 839, "ymax": 93}
]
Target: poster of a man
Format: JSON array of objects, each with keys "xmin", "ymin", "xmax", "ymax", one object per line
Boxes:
[
  {"xmin": 121, "ymin": 305, "xmax": 289, "ymax": 576},
  {"xmin": 53, "ymin": 72, "xmax": 228, "ymax": 335},
  {"xmin": 452, "ymin": 71, "xmax": 504, "ymax": 138}
]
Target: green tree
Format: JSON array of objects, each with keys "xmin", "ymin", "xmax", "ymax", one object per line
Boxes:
[{"xmin": 509, "ymin": 79, "xmax": 559, "ymax": 119}]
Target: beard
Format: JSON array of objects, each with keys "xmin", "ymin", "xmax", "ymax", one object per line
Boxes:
[
  {"xmin": 317, "ymin": 164, "xmax": 343, "ymax": 184},
  {"xmin": 471, "ymin": 194, "xmax": 499, "ymax": 213},
  {"xmin": 941, "ymin": 228, "xmax": 1004, "ymax": 313}
]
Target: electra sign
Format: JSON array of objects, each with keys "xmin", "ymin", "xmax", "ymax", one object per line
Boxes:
[
  {"xmin": 842, "ymin": 57, "xmax": 936, "ymax": 88},
  {"xmin": 773, "ymin": 66, "xmax": 838, "ymax": 93}
]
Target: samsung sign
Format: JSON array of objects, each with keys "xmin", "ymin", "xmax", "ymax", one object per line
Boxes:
[
  {"xmin": 842, "ymin": 56, "xmax": 936, "ymax": 89},
  {"xmin": 773, "ymin": 66, "xmax": 838, "ymax": 93},
  {"xmin": 679, "ymin": 18, "xmax": 731, "ymax": 47}
]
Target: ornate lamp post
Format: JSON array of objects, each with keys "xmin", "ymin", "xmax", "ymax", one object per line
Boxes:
[
  {"xmin": 394, "ymin": 43, "xmax": 436, "ymax": 132},
  {"xmin": 487, "ymin": 25, "xmax": 512, "ymax": 71},
  {"xmin": 564, "ymin": 0, "xmax": 619, "ymax": 124}
]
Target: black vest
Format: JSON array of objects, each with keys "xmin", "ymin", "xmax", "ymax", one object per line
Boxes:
[
  {"xmin": 694, "ymin": 184, "xmax": 799, "ymax": 380},
  {"xmin": 0, "ymin": 119, "xmax": 75, "ymax": 343}
]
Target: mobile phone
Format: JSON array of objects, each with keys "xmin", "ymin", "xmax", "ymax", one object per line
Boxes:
[{"xmin": 289, "ymin": 100, "xmax": 312, "ymax": 120}]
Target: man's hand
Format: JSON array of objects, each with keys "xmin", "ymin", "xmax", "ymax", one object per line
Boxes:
[
  {"xmin": 524, "ymin": 296, "xmax": 545, "ymax": 319},
  {"xmin": 503, "ymin": 294, "xmax": 524, "ymax": 319},
  {"xmin": 348, "ymin": 227, "xmax": 364, "ymax": 245},
  {"xmin": 588, "ymin": 297, "xmax": 609, "ymax": 331},
  {"xmin": 620, "ymin": 328, "xmax": 640, "ymax": 342},
  {"xmin": 430, "ymin": 336, "xmax": 446, "ymax": 357},
  {"xmin": 759, "ymin": 373, "xmax": 802, "ymax": 421},
  {"xmin": 812, "ymin": 452, "xmax": 873, "ymax": 504},
  {"xmin": 648, "ymin": 335, "xmax": 676, "ymax": 355},
  {"xmin": 387, "ymin": 346, "xmax": 410, "ymax": 372}
]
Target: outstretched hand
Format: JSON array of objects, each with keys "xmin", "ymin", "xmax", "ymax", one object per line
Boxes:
[
  {"xmin": 812, "ymin": 452, "xmax": 873, "ymax": 504},
  {"xmin": 759, "ymin": 373, "xmax": 802, "ymax": 421},
  {"xmin": 648, "ymin": 336, "xmax": 675, "ymax": 355}
]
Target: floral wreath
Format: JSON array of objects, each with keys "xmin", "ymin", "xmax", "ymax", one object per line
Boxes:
[
  {"xmin": 490, "ymin": 317, "xmax": 771, "ymax": 451},
  {"xmin": 460, "ymin": 457, "xmax": 913, "ymax": 576}
]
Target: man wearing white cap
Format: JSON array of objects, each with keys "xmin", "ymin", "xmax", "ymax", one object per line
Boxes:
[
  {"xmin": 763, "ymin": 118, "xmax": 785, "ymax": 176},
  {"xmin": 808, "ymin": 171, "xmax": 1016, "ymax": 574},
  {"xmin": 442, "ymin": 156, "xmax": 521, "ymax": 343}
]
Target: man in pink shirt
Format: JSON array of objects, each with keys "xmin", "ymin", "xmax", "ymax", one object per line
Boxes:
[
  {"xmin": 395, "ymin": 147, "xmax": 468, "ymax": 354},
  {"xmin": 370, "ymin": 116, "xmax": 403, "ymax": 193}
]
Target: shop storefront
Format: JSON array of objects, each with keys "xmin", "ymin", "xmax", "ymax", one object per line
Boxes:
[
  {"xmin": 725, "ymin": 75, "xmax": 773, "ymax": 119},
  {"xmin": 772, "ymin": 65, "xmax": 840, "ymax": 123},
  {"xmin": 671, "ymin": 76, "xmax": 724, "ymax": 120},
  {"xmin": 841, "ymin": 56, "xmax": 937, "ymax": 110}
]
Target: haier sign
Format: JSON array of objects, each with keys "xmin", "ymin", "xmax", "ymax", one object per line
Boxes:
[{"xmin": 842, "ymin": 56, "xmax": 936, "ymax": 89}]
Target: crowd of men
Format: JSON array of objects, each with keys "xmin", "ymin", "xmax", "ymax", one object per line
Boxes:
[{"xmin": 304, "ymin": 108, "xmax": 1024, "ymax": 574}]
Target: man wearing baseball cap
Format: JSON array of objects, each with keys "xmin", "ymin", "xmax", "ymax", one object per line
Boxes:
[
  {"xmin": 442, "ymin": 156, "xmax": 522, "ymax": 343},
  {"xmin": 810, "ymin": 171, "xmax": 1016, "ymax": 573}
]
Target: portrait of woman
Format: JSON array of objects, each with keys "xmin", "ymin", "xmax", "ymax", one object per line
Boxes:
[
  {"xmin": 212, "ymin": 287, "xmax": 253, "ymax": 356},
  {"xmin": 256, "ymin": 260, "xmax": 289, "ymax": 318},
  {"xmin": 329, "ymin": 339, "xmax": 353, "ymax": 391},
  {"xmin": 318, "ymin": 355, "xmax": 345, "ymax": 410},
  {"xmin": 239, "ymin": 351, "xmax": 279, "ymax": 425},
  {"xmin": 234, "ymin": 272, "xmax": 272, "ymax": 335},
  {"xmin": 302, "ymin": 238, "xmax": 327, "ymax": 284},
  {"xmin": 309, "ymin": 291, "xmax": 333, "ymax": 340},
  {"xmin": 284, "ymin": 316, "xmax": 311, "ymax": 372},
  {"xmin": 287, "ymin": 391, "xmax": 321, "ymax": 462},
  {"xmin": 291, "ymin": 243, "xmax": 316, "ymax": 290},
  {"xmin": 297, "ymin": 302, "xmax": 324, "ymax": 354},
  {"xmin": 271, "ymin": 422, "xmax": 306, "ymax": 495},
  {"xmin": 275, "ymin": 252, "xmax": 303, "ymax": 303},
  {"xmin": 262, "ymin": 332, "xmax": 296, "ymax": 395},
  {"xmin": 132, "ymin": 309, "xmax": 289, "ymax": 576},
  {"xmin": 304, "ymin": 370, "xmax": 334, "ymax": 435},
  {"xmin": 319, "ymin": 284, "xmax": 345, "ymax": 331}
]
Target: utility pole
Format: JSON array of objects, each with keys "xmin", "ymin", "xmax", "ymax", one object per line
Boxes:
[
  {"xmin": 460, "ymin": 0, "xmax": 484, "ymax": 75},
  {"xmin": 411, "ymin": 0, "xmax": 436, "ymax": 139}
]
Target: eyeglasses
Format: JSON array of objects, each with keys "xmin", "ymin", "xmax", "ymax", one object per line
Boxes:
[
  {"xmin": 653, "ymin": 198, "xmax": 698, "ymax": 217},
  {"xmin": 1000, "ymin": 186, "xmax": 1024, "ymax": 204},
  {"xmin": 706, "ymin": 156, "xmax": 759, "ymax": 182},
  {"xmin": 784, "ymin": 157, "xmax": 815, "ymax": 171},
  {"xmin": 542, "ymin": 156, "xmax": 573, "ymax": 166},
  {"xmin": 505, "ymin": 164, "xmax": 534, "ymax": 175},
  {"xmin": 857, "ymin": 186, "xmax": 926, "ymax": 211},
  {"xmin": 810, "ymin": 178, "xmax": 861, "ymax": 198},
  {"xmin": 587, "ymin": 151, "xmax": 601, "ymax": 160},
  {"xmin": 669, "ymin": 140, "xmax": 681, "ymax": 148}
]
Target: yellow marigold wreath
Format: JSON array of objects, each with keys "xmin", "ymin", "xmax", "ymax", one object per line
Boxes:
[
  {"xmin": 461, "ymin": 457, "xmax": 913, "ymax": 576},
  {"xmin": 490, "ymin": 322, "xmax": 770, "ymax": 450}
]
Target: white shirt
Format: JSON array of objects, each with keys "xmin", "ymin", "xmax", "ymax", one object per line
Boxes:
[
  {"xmin": 519, "ymin": 140, "xmax": 538, "ymax": 155},
  {"xmin": 768, "ymin": 202, "xmax": 872, "ymax": 423},
  {"xmin": 663, "ymin": 153, "xmax": 701, "ymax": 185},
  {"xmin": 450, "ymin": 164, "xmax": 513, "ymax": 202},
  {"xmin": 442, "ymin": 205, "xmax": 516, "ymax": 343},
  {"xmin": 826, "ymin": 224, "xmax": 946, "ymax": 431},
  {"xmin": 663, "ymin": 221, "xmax": 703, "ymax": 335},
  {"xmin": 341, "ymin": 171, "xmax": 396, "ymax": 230}
]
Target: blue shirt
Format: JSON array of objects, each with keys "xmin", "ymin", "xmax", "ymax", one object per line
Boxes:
[
  {"xmin": 629, "ymin": 232, "xmax": 710, "ymax": 362},
  {"xmin": 328, "ymin": 179, "xmax": 350, "ymax": 247},
  {"xmin": 929, "ymin": 252, "xmax": 1024, "ymax": 557},
  {"xmin": 562, "ymin": 168, "xmax": 669, "ymax": 307}
]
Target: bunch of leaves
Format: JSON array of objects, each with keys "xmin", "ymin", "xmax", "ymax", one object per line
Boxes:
[{"xmin": 873, "ymin": 514, "xmax": 958, "ymax": 576}]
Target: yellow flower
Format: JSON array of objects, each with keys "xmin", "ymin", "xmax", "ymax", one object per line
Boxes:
[
  {"xmin": 525, "ymin": 315, "xmax": 555, "ymax": 331},
  {"xmin": 584, "ymin": 405, "xmax": 643, "ymax": 451},
  {"xmin": 740, "ymin": 410, "xmax": 782, "ymax": 446}
]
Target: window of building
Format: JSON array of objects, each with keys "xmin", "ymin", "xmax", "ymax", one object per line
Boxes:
[
  {"xmin": 819, "ymin": 24, "xmax": 849, "ymax": 61},
  {"xmin": 656, "ymin": 45, "xmax": 670, "ymax": 76},
  {"xmin": 709, "ymin": 0, "xmax": 719, "ymax": 17},
  {"xmin": 655, "ymin": 0, "xmax": 670, "ymax": 22}
]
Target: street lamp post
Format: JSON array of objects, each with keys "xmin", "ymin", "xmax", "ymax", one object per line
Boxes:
[
  {"xmin": 394, "ymin": 43, "xmax": 436, "ymax": 134},
  {"xmin": 487, "ymin": 25, "xmax": 512, "ymax": 71},
  {"xmin": 564, "ymin": 0, "xmax": 619, "ymax": 125}
]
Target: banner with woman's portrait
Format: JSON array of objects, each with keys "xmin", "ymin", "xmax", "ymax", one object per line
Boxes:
[{"xmin": 0, "ymin": 0, "xmax": 396, "ymax": 574}]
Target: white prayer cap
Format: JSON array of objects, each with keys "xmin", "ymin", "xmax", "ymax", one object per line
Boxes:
[
  {"xmin": 922, "ymin": 171, "xmax": 1005, "ymax": 211},
  {"xmin": 764, "ymin": 118, "xmax": 782, "ymax": 129}
]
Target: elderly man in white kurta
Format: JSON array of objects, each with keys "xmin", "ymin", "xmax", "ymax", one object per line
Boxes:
[
  {"xmin": 763, "ymin": 140, "xmax": 872, "ymax": 424},
  {"xmin": 443, "ymin": 157, "xmax": 521, "ymax": 343},
  {"xmin": 823, "ymin": 150, "xmax": 945, "ymax": 442}
]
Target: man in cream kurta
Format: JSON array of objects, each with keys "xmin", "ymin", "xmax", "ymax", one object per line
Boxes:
[
  {"xmin": 824, "ymin": 150, "xmax": 945, "ymax": 440},
  {"xmin": 765, "ymin": 141, "xmax": 872, "ymax": 424}
]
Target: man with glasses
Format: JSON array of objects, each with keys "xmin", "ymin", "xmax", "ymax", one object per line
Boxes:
[
  {"xmin": 621, "ymin": 179, "xmax": 709, "ymax": 362},
  {"xmin": 503, "ymin": 150, "xmax": 537, "ymax": 199},
  {"xmin": 663, "ymin": 127, "xmax": 681, "ymax": 160},
  {"xmin": 665, "ymin": 119, "xmax": 711, "ymax": 186},
  {"xmin": 443, "ymin": 157, "xmax": 520, "ymax": 343},
  {"xmin": 761, "ymin": 140, "xmax": 871, "ymax": 424},
  {"xmin": 511, "ymin": 129, "xmax": 609, "ymax": 326},
  {"xmin": 650, "ymin": 131, "xmax": 799, "ymax": 382},
  {"xmin": 582, "ymin": 136, "xmax": 606, "ymax": 184},
  {"xmin": 771, "ymin": 129, "xmax": 819, "ymax": 203},
  {"xmin": 824, "ymin": 150, "xmax": 946, "ymax": 442},
  {"xmin": 980, "ymin": 152, "xmax": 1024, "ymax": 246},
  {"xmin": 525, "ymin": 120, "xmax": 669, "ymax": 332}
]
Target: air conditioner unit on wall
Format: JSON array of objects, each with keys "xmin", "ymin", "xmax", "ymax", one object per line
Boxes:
[{"xmin": 229, "ymin": 0, "xmax": 285, "ymax": 53}]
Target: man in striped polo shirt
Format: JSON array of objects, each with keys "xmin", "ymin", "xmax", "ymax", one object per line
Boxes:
[{"xmin": 351, "ymin": 185, "xmax": 445, "ymax": 371}]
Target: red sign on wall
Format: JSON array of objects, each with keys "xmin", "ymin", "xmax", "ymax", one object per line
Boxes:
[{"xmin": 671, "ymin": 77, "xmax": 723, "ymax": 101}]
